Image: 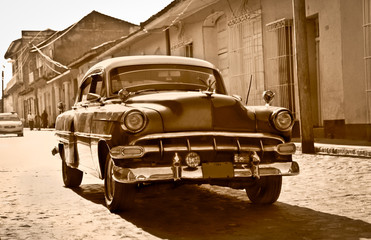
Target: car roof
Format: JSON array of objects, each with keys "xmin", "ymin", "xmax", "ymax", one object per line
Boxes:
[{"xmin": 82, "ymin": 55, "xmax": 218, "ymax": 80}]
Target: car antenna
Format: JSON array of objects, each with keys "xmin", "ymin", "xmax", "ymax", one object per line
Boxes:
[{"xmin": 245, "ymin": 75, "xmax": 253, "ymax": 105}]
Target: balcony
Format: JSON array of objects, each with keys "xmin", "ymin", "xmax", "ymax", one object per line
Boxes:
[{"xmin": 5, "ymin": 73, "xmax": 23, "ymax": 93}]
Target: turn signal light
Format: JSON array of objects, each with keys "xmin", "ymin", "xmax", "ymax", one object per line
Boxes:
[{"xmin": 277, "ymin": 143, "xmax": 296, "ymax": 155}]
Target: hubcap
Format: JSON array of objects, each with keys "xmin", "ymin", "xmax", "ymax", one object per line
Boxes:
[{"xmin": 106, "ymin": 158, "xmax": 115, "ymax": 200}]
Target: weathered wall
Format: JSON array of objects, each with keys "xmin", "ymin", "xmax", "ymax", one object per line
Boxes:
[{"xmin": 340, "ymin": 0, "xmax": 366, "ymax": 124}]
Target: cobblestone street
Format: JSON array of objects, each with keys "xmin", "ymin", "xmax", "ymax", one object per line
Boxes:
[{"xmin": 0, "ymin": 130, "xmax": 370, "ymax": 239}]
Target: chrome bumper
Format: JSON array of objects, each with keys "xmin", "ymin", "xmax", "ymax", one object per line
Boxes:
[{"xmin": 112, "ymin": 161, "xmax": 299, "ymax": 184}]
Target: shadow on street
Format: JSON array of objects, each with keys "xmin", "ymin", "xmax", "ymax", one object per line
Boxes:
[{"xmin": 73, "ymin": 183, "xmax": 371, "ymax": 240}]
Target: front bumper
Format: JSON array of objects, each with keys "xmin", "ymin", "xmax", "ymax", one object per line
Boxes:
[
  {"xmin": 112, "ymin": 161, "xmax": 299, "ymax": 184},
  {"xmin": 0, "ymin": 126, "xmax": 23, "ymax": 134},
  {"xmin": 110, "ymin": 131, "xmax": 299, "ymax": 184}
]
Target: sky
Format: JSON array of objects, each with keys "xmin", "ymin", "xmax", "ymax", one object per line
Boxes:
[{"xmin": 0, "ymin": 0, "xmax": 173, "ymax": 97}]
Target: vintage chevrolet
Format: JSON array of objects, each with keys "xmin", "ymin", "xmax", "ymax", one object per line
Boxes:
[{"xmin": 52, "ymin": 55, "xmax": 299, "ymax": 212}]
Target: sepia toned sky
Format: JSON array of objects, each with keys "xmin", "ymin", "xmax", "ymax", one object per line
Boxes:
[{"xmin": 0, "ymin": 0, "xmax": 173, "ymax": 96}]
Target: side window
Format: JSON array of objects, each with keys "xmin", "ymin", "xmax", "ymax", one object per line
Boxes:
[
  {"xmin": 78, "ymin": 74, "xmax": 105, "ymax": 103},
  {"xmin": 90, "ymin": 75, "xmax": 105, "ymax": 97},
  {"xmin": 79, "ymin": 77, "xmax": 92, "ymax": 102}
]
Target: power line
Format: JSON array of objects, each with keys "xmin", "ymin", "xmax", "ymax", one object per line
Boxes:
[{"xmin": 32, "ymin": 44, "xmax": 69, "ymax": 70}]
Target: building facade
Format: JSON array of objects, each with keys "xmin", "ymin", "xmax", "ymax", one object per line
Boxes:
[
  {"xmin": 3, "ymin": 0, "xmax": 371, "ymax": 141},
  {"xmin": 4, "ymin": 11, "xmax": 137, "ymax": 126}
]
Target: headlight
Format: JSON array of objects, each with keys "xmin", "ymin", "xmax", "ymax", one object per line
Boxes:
[
  {"xmin": 271, "ymin": 110, "xmax": 294, "ymax": 131},
  {"xmin": 121, "ymin": 110, "xmax": 147, "ymax": 133}
]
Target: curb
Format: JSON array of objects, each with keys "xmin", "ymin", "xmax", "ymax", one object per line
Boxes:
[{"xmin": 294, "ymin": 143, "xmax": 371, "ymax": 158}]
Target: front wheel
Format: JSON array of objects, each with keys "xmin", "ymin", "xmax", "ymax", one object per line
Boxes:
[
  {"xmin": 245, "ymin": 176, "xmax": 282, "ymax": 204},
  {"xmin": 104, "ymin": 155, "xmax": 136, "ymax": 212},
  {"xmin": 62, "ymin": 160, "xmax": 83, "ymax": 188}
]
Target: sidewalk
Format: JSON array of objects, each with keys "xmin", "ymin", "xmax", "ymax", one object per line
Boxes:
[{"xmin": 293, "ymin": 138, "xmax": 371, "ymax": 158}]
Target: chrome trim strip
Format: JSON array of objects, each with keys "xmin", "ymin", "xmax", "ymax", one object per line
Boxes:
[
  {"xmin": 131, "ymin": 131, "xmax": 285, "ymax": 145},
  {"xmin": 55, "ymin": 130, "xmax": 73, "ymax": 137},
  {"xmin": 74, "ymin": 131, "xmax": 112, "ymax": 140}
]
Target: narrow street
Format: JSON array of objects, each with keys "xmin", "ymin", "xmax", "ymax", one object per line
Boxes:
[{"xmin": 0, "ymin": 130, "xmax": 370, "ymax": 240}]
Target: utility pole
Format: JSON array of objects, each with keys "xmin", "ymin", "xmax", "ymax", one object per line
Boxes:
[
  {"xmin": 292, "ymin": 0, "xmax": 315, "ymax": 153},
  {"xmin": 1, "ymin": 66, "xmax": 4, "ymax": 113},
  {"xmin": 165, "ymin": 28, "xmax": 171, "ymax": 56}
]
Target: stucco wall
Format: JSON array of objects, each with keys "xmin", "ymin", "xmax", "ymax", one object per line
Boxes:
[
  {"xmin": 307, "ymin": 0, "xmax": 345, "ymax": 121},
  {"xmin": 129, "ymin": 32, "xmax": 168, "ymax": 56},
  {"xmin": 262, "ymin": 0, "xmax": 350, "ymax": 122},
  {"xmin": 340, "ymin": 0, "xmax": 366, "ymax": 124}
]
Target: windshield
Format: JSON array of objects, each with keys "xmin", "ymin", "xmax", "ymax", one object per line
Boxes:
[
  {"xmin": 0, "ymin": 116, "xmax": 20, "ymax": 121},
  {"xmin": 109, "ymin": 64, "xmax": 226, "ymax": 95}
]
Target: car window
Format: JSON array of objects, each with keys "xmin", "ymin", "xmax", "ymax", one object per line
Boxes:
[
  {"xmin": 78, "ymin": 74, "xmax": 105, "ymax": 102},
  {"xmin": 0, "ymin": 116, "xmax": 20, "ymax": 121},
  {"xmin": 109, "ymin": 64, "xmax": 226, "ymax": 94}
]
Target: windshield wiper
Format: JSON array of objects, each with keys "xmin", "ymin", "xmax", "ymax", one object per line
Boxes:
[
  {"xmin": 134, "ymin": 89, "xmax": 158, "ymax": 94},
  {"xmin": 117, "ymin": 88, "xmax": 158, "ymax": 102}
]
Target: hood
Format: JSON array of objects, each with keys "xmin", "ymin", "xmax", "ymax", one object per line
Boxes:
[
  {"xmin": 125, "ymin": 91, "xmax": 256, "ymax": 132},
  {"xmin": 0, "ymin": 121, "xmax": 22, "ymax": 126}
]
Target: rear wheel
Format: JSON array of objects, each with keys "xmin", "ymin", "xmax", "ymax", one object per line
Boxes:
[
  {"xmin": 62, "ymin": 160, "xmax": 83, "ymax": 188},
  {"xmin": 104, "ymin": 155, "xmax": 136, "ymax": 212},
  {"xmin": 245, "ymin": 176, "xmax": 282, "ymax": 204}
]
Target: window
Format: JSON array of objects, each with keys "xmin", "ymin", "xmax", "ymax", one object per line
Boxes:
[
  {"xmin": 78, "ymin": 74, "xmax": 104, "ymax": 102},
  {"xmin": 227, "ymin": 10, "xmax": 264, "ymax": 105},
  {"xmin": 266, "ymin": 18, "xmax": 295, "ymax": 112},
  {"xmin": 109, "ymin": 64, "xmax": 226, "ymax": 94},
  {"xmin": 185, "ymin": 43, "xmax": 193, "ymax": 57}
]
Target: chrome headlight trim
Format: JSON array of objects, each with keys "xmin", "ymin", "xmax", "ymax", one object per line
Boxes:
[
  {"xmin": 121, "ymin": 110, "xmax": 147, "ymax": 133},
  {"xmin": 271, "ymin": 109, "xmax": 294, "ymax": 131}
]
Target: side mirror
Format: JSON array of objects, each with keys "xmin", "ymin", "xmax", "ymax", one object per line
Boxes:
[
  {"xmin": 118, "ymin": 89, "xmax": 132, "ymax": 102},
  {"xmin": 262, "ymin": 90, "xmax": 275, "ymax": 106}
]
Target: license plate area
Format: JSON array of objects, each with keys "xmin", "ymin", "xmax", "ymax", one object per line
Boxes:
[{"xmin": 202, "ymin": 162, "xmax": 234, "ymax": 178}]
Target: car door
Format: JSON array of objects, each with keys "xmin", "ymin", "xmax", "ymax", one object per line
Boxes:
[{"xmin": 74, "ymin": 71, "xmax": 105, "ymax": 177}]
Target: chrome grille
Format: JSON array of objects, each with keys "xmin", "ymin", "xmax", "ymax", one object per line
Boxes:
[{"xmin": 131, "ymin": 132, "xmax": 284, "ymax": 158}]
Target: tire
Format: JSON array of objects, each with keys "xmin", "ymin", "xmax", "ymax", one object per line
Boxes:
[
  {"xmin": 245, "ymin": 176, "xmax": 282, "ymax": 204},
  {"xmin": 17, "ymin": 133, "xmax": 23, "ymax": 137},
  {"xmin": 62, "ymin": 160, "xmax": 83, "ymax": 188},
  {"xmin": 104, "ymin": 155, "xmax": 136, "ymax": 212}
]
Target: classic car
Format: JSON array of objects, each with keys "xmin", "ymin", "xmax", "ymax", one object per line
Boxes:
[
  {"xmin": 0, "ymin": 112, "xmax": 24, "ymax": 137},
  {"xmin": 52, "ymin": 55, "xmax": 299, "ymax": 212}
]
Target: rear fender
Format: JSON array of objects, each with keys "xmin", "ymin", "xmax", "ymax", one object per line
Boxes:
[{"xmin": 56, "ymin": 112, "xmax": 78, "ymax": 167}]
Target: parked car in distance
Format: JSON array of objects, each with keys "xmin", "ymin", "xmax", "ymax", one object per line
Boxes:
[
  {"xmin": 52, "ymin": 56, "xmax": 299, "ymax": 212},
  {"xmin": 0, "ymin": 112, "xmax": 24, "ymax": 137}
]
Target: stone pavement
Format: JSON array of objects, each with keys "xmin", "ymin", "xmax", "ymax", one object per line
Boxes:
[{"xmin": 293, "ymin": 138, "xmax": 371, "ymax": 158}]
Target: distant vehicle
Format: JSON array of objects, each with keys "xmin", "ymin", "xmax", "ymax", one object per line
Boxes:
[
  {"xmin": 0, "ymin": 112, "xmax": 24, "ymax": 137},
  {"xmin": 52, "ymin": 56, "xmax": 299, "ymax": 212}
]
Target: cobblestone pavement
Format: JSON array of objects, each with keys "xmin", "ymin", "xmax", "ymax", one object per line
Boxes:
[{"xmin": 0, "ymin": 130, "xmax": 370, "ymax": 240}]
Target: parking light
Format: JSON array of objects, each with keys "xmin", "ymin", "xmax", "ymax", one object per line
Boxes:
[{"xmin": 185, "ymin": 152, "xmax": 201, "ymax": 168}]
